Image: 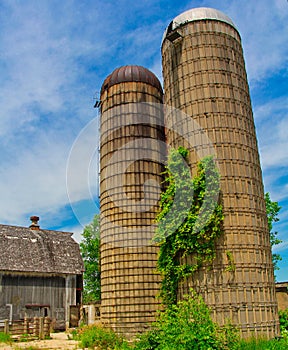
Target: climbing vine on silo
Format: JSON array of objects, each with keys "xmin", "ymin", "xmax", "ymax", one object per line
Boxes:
[{"xmin": 154, "ymin": 147, "xmax": 224, "ymax": 306}]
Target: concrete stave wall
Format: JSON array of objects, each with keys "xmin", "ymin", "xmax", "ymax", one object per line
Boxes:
[
  {"xmin": 100, "ymin": 74, "xmax": 165, "ymax": 336},
  {"xmin": 162, "ymin": 18, "xmax": 279, "ymax": 338}
]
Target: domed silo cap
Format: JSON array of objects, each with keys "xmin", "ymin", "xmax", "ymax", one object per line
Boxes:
[
  {"xmin": 100, "ymin": 65, "xmax": 163, "ymax": 95},
  {"xmin": 162, "ymin": 7, "xmax": 237, "ymax": 44}
]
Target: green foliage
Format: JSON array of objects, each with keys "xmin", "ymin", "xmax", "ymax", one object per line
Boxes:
[
  {"xmin": 76, "ymin": 324, "xmax": 129, "ymax": 349},
  {"xmin": 218, "ymin": 322, "xmax": 240, "ymax": 349},
  {"xmin": 0, "ymin": 332, "xmax": 11, "ymax": 343},
  {"xmin": 154, "ymin": 148, "xmax": 223, "ymax": 305},
  {"xmin": 264, "ymin": 192, "xmax": 282, "ymax": 272},
  {"xmin": 279, "ymin": 308, "xmax": 288, "ymax": 338},
  {"xmin": 134, "ymin": 327, "xmax": 161, "ymax": 350},
  {"xmin": 135, "ymin": 291, "xmax": 239, "ymax": 350},
  {"xmin": 80, "ymin": 214, "xmax": 101, "ymax": 303}
]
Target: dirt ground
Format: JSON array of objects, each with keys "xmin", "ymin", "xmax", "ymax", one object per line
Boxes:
[{"xmin": 0, "ymin": 332, "xmax": 81, "ymax": 350}]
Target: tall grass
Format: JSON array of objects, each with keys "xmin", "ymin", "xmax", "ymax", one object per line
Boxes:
[{"xmin": 237, "ymin": 337, "xmax": 288, "ymax": 350}]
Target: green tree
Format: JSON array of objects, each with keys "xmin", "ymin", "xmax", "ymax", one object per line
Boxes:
[
  {"xmin": 80, "ymin": 214, "xmax": 101, "ymax": 303},
  {"xmin": 265, "ymin": 192, "xmax": 282, "ymax": 272}
]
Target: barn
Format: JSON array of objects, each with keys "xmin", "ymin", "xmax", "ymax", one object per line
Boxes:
[{"xmin": 0, "ymin": 216, "xmax": 84, "ymax": 330}]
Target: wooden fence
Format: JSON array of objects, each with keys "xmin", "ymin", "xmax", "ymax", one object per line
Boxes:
[{"xmin": 1, "ymin": 317, "xmax": 51, "ymax": 339}]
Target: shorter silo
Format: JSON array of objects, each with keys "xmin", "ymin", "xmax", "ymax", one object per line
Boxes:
[{"xmin": 100, "ymin": 66, "xmax": 165, "ymax": 336}]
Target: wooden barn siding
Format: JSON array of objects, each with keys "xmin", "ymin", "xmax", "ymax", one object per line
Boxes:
[{"xmin": 0, "ymin": 273, "xmax": 77, "ymax": 329}]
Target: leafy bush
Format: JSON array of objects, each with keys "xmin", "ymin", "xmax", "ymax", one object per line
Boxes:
[
  {"xmin": 77, "ymin": 324, "xmax": 129, "ymax": 349},
  {"xmin": 135, "ymin": 291, "xmax": 239, "ymax": 350},
  {"xmin": 0, "ymin": 332, "xmax": 11, "ymax": 343}
]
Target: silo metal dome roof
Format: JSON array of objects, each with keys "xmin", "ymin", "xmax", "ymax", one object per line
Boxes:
[
  {"xmin": 101, "ymin": 65, "xmax": 162, "ymax": 94},
  {"xmin": 163, "ymin": 7, "xmax": 237, "ymax": 43}
]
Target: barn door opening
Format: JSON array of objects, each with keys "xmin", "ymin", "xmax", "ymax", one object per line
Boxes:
[{"xmin": 69, "ymin": 305, "xmax": 80, "ymax": 327}]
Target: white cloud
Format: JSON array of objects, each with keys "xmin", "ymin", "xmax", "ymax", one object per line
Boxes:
[
  {"xmin": 64, "ymin": 223, "xmax": 85, "ymax": 243},
  {"xmin": 227, "ymin": 0, "xmax": 288, "ymax": 84},
  {"xmin": 0, "ymin": 7, "xmax": 66, "ymax": 135},
  {"xmin": 0, "ymin": 1, "xmax": 106, "ymax": 226},
  {"xmin": 66, "ymin": 117, "xmax": 100, "ymax": 213},
  {"xmin": 0, "ymin": 133, "xmax": 68, "ymax": 220},
  {"xmin": 254, "ymin": 97, "xmax": 288, "ymax": 169}
]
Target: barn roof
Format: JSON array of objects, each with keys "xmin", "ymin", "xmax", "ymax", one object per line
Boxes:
[{"xmin": 0, "ymin": 224, "xmax": 84, "ymax": 275}]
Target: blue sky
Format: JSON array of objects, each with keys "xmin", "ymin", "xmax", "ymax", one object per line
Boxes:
[{"xmin": 0, "ymin": 0, "xmax": 287, "ymax": 281}]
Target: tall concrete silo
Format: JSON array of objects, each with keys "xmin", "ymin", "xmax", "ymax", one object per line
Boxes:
[
  {"xmin": 162, "ymin": 8, "xmax": 279, "ymax": 338},
  {"xmin": 99, "ymin": 66, "xmax": 165, "ymax": 336}
]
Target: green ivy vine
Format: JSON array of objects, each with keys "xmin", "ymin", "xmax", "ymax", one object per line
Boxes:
[
  {"xmin": 154, "ymin": 147, "xmax": 224, "ymax": 306},
  {"xmin": 225, "ymin": 251, "xmax": 236, "ymax": 272}
]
